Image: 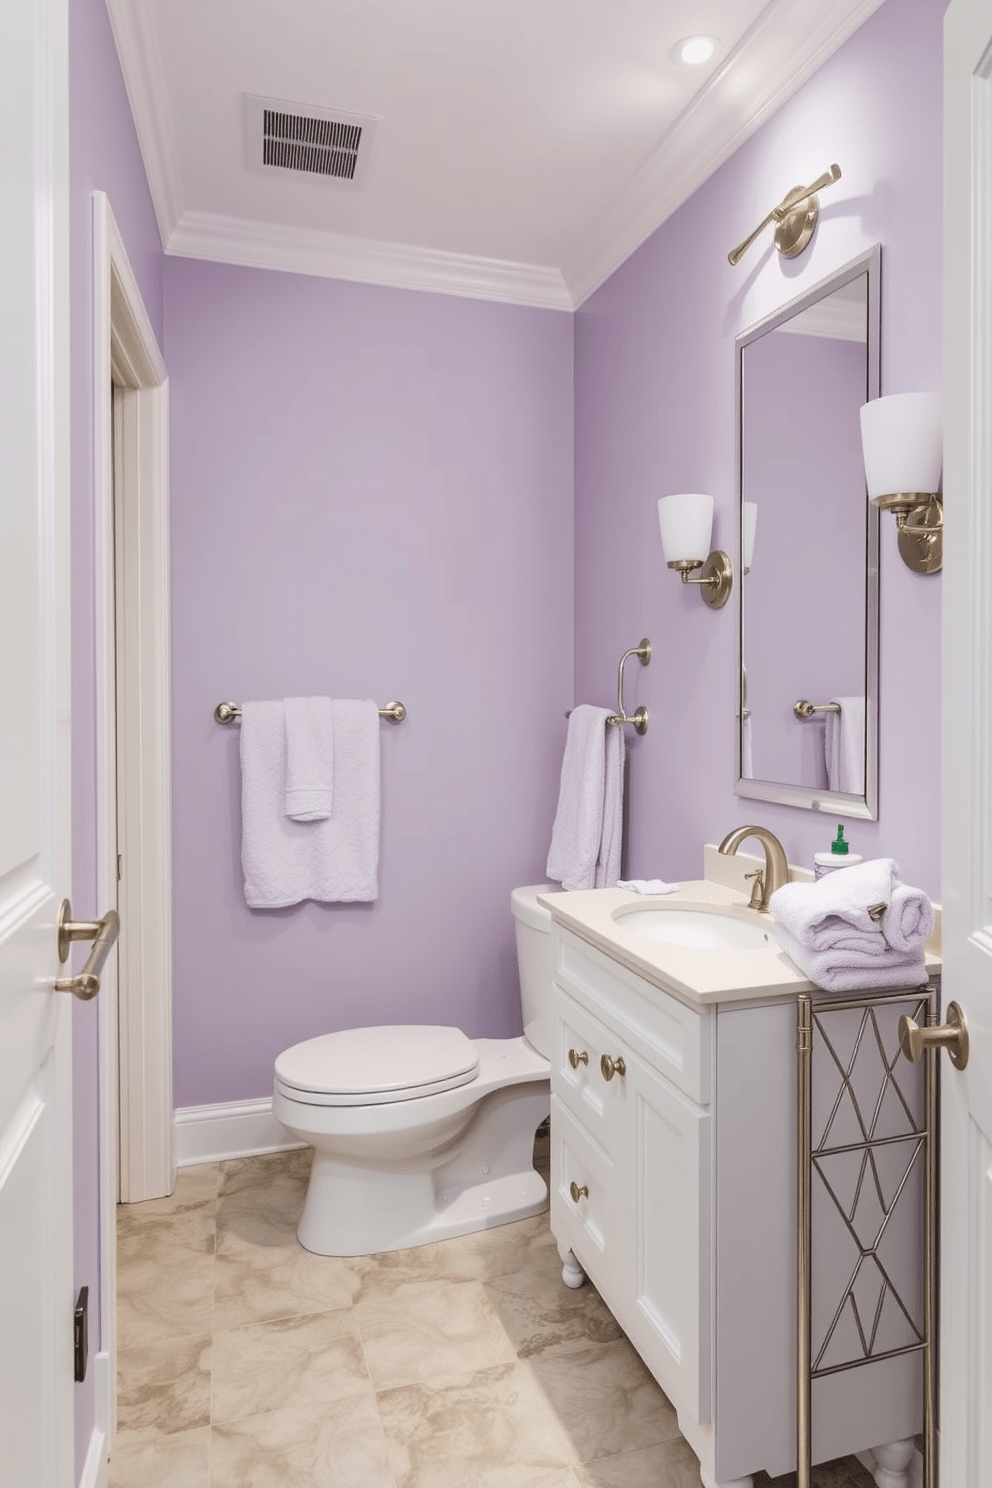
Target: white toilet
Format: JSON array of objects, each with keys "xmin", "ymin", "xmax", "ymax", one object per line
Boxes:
[{"xmin": 272, "ymin": 884, "xmax": 558, "ymax": 1256}]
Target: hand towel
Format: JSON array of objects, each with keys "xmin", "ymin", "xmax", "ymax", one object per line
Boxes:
[
  {"xmin": 617, "ymin": 879, "xmax": 680, "ymax": 895},
  {"xmin": 546, "ymin": 705, "xmax": 611, "ymax": 892},
  {"xmin": 769, "ymin": 858, "xmax": 898, "ymax": 954},
  {"xmin": 824, "ymin": 697, "xmax": 866, "ymax": 795},
  {"xmin": 776, "ymin": 925, "xmax": 926, "ymax": 993},
  {"xmin": 241, "ymin": 699, "xmax": 380, "ymax": 908},
  {"xmin": 595, "ymin": 722, "xmax": 624, "ymax": 888},
  {"xmin": 284, "ymin": 696, "xmax": 334, "ymax": 821},
  {"xmin": 883, "ymin": 881, "xmax": 936, "ymax": 953},
  {"xmin": 741, "ymin": 712, "xmax": 754, "ymax": 780}
]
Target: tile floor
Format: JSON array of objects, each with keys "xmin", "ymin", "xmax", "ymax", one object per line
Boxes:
[{"xmin": 109, "ymin": 1143, "xmax": 878, "ymax": 1488}]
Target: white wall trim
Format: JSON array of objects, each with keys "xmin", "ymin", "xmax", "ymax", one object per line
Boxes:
[
  {"xmin": 565, "ymin": 0, "xmax": 887, "ymax": 306},
  {"xmin": 175, "ymin": 1099, "xmax": 306, "ymax": 1167},
  {"xmin": 103, "ymin": 0, "xmax": 184, "ymax": 247},
  {"xmin": 77, "ymin": 1353, "xmax": 110, "ymax": 1488},
  {"xmin": 165, "ymin": 210, "xmax": 574, "ymax": 310}
]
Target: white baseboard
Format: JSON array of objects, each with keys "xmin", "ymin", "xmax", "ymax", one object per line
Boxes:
[
  {"xmin": 78, "ymin": 1352, "xmax": 110, "ymax": 1488},
  {"xmin": 174, "ymin": 1097, "xmax": 306, "ymax": 1166}
]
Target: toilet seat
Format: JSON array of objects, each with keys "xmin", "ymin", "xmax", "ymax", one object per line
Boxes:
[{"xmin": 274, "ymin": 1025, "xmax": 480, "ymax": 1107}]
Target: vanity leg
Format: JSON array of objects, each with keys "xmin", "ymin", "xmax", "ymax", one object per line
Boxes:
[
  {"xmin": 865, "ymin": 1439, "xmax": 917, "ymax": 1488},
  {"xmin": 698, "ymin": 1471, "xmax": 753, "ymax": 1488},
  {"xmin": 558, "ymin": 1243, "xmax": 585, "ymax": 1289}
]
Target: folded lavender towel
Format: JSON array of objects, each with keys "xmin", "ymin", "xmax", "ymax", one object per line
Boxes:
[
  {"xmin": 617, "ymin": 879, "xmax": 679, "ymax": 895},
  {"xmin": 775, "ymin": 925, "xmax": 926, "ymax": 992},
  {"xmin": 884, "ymin": 881, "xmax": 936, "ymax": 953},
  {"xmin": 769, "ymin": 857, "xmax": 934, "ymax": 959}
]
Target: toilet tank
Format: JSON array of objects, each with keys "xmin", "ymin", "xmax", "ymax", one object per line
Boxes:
[{"xmin": 510, "ymin": 884, "xmax": 561, "ymax": 1061}]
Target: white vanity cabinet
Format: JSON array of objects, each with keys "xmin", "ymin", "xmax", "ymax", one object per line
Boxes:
[{"xmin": 548, "ymin": 921, "xmax": 924, "ymax": 1488}]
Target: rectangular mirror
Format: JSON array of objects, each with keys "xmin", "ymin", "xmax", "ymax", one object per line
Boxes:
[{"xmin": 735, "ymin": 246, "xmax": 880, "ymax": 819}]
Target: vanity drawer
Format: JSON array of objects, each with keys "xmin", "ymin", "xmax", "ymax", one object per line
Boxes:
[
  {"xmin": 552, "ymin": 983, "xmax": 624, "ymax": 1158},
  {"xmin": 555, "ymin": 927, "xmax": 711, "ymax": 1106}
]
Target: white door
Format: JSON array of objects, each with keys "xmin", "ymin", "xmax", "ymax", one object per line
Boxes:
[
  {"xmin": 0, "ymin": 0, "xmax": 74, "ymax": 1481},
  {"xmin": 942, "ymin": 2, "xmax": 992, "ymax": 1483}
]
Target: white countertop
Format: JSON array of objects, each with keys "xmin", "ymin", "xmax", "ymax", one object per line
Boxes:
[{"xmin": 539, "ymin": 861, "xmax": 941, "ymax": 1010}]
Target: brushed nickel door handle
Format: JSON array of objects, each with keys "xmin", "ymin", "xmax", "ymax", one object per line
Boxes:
[
  {"xmin": 54, "ymin": 899, "xmax": 120, "ymax": 1002},
  {"xmin": 568, "ymin": 1048, "xmax": 589, "ymax": 1069},
  {"xmin": 899, "ymin": 1001, "xmax": 970, "ymax": 1071},
  {"xmin": 569, "ymin": 1181, "xmax": 589, "ymax": 1203},
  {"xmin": 600, "ymin": 1054, "xmax": 627, "ymax": 1081}
]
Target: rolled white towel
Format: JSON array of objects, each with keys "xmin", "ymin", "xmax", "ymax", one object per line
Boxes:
[
  {"xmin": 617, "ymin": 879, "xmax": 679, "ymax": 895},
  {"xmin": 776, "ymin": 925, "xmax": 926, "ymax": 993},
  {"xmin": 769, "ymin": 858, "xmax": 897, "ymax": 953},
  {"xmin": 883, "ymin": 881, "xmax": 935, "ymax": 953}
]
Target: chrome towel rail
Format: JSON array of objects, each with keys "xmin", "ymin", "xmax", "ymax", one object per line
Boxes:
[
  {"xmin": 215, "ymin": 700, "xmax": 407, "ymax": 724},
  {"xmin": 793, "ymin": 699, "xmax": 841, "ymax": 719}
]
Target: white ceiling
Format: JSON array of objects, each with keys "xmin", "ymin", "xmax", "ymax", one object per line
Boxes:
[{"xmin": 106, "ymin": 0, "xmax": 885, "ymax": 309}]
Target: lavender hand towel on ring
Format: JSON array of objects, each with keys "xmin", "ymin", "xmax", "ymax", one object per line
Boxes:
[
  {"xmin": 284, "ymin": 696, "xmax": 334, "ymax": 821},
  {"xmin": 241, "ymin": 699, "xmax": 379, "ymax": 908},
  {"xmin": 546, "ymin": 705, "xmax": 612, "ymax": 891},
  {"xmin": 595, "ymin": 722, "xmax": 624, "ymax": 888}
]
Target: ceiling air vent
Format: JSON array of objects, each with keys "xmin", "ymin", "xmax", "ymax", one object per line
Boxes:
[{"xmin": 244, "ymin": 95, "xmax": 380, "ymax": 189}]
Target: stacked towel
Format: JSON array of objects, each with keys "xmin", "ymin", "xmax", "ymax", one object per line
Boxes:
[
  {"xmin": 769, "ymin": 857, "xmax": 933, "ymax": 991},
  {"xmin": 241, "ymin": 699, "xmax": 380, "ymax": 908},
  {"xmin": 546, "ymin": 706, "xmax": 623, "ymax": 891}
]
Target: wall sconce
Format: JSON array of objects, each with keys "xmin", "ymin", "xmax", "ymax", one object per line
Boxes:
[
  {"xmin": 742, "ymin": 501, "xmax": 758, "ymax": 576},
  {"xmin": 859, "ymin": 392, "xmax": 943, "ymax": 574},
  {"xmin": 657, "ymin": 492, "xmax": 733, "ymax": 608}
]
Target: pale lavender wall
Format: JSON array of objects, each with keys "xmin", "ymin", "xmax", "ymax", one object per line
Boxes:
[
  {"xmin": 574, "ymin": 0, "xmax": 945, "ymax": 898},
  {"xmin": 165, "ymin": 261, "xmax": 574, "ymax": 1106},
  {"xmin": 69, "ymin": 0, "xmax": 164, "ymax": 1475}
]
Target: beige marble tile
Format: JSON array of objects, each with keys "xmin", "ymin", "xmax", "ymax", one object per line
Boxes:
[
  {"xmin": 216, "ymin": 1150, "xmax": 312, "ymax": 1249},
  {"xmin": 116, "ymin": 1209, "xmax": 215, "ymax": 1350},
  {"xmin": 349, "ymin": 1233, "xmax": 483, "ymax": 1301},
  {"xmin": 448, "ymin": 1211, "xmax": 559, "ymax": 1283},
  {"xmin": 483, "ymin": 1249, "xmax": 624, "ymax": 1358},
  {"xmin": 116, "ymin": 1164, "xmax": 219, "ymax": 1228},
  {"xmin": 525, "ymin": 1338, "xmax": 682, "ymax": 1466},
  {"xmin": 107, "ymin": 1425, "xmax": 210, "ymax": 1488},
  {"xmin": 377, "ymin": 1360, "xmax": 576, "ymax": 1488},
  {"xmin": 211, "ymin": 1400, "xmax": 395, "ymax": 1488},
  {"xmin": 213, "ymin": 1236, "xmax": 360, "ymax": 1328},
  {"xmin": 355, "ymin": 1277, "xmax": 518, "ymax": 1392},
  {"xmin": 115, "ymin": 1334, "xmax": 211, "ymax": 1444},
  {"xmin": 211, "ymin": 1306, "xmax": 374, "ymax": 1425},
  {"xmin": 572, "ymin": 1436, "xmax": 702, "ymax": 1487}
]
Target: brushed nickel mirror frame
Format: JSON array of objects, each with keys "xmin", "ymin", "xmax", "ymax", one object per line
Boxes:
[{"xmin": 735, "ymin": 245, "xmax": 881, "ymax": 820}]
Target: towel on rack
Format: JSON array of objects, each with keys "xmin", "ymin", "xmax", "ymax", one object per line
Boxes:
[
  {"xmin": 240, "ymin": 699, "xmax": 380, "ymax": 908},
  {"xmin": 284, "ymin": 696, "xmax": 334, "ymax": 821},
  {"xmin": 546, "ymin": 705, "xmax": 618, "ymax": 891},
  {"xmin": 824, "ymin": 696, "xmax": 865, "ymax": 795},
  {"xmin": 774, "ymin": 924, "xmax": 926, "ymax": 992}
]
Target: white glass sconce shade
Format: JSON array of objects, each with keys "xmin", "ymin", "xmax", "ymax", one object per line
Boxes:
[
  {"xmin": 859, "ymin": 392, "xmax": 942, "ymax": 502},
  {"xmin": 657, "ymin": 493, "xmax": 714, "ymax": 565},
  {"xmin": 742, "ymin": 502, "xmax": 758, "ymax": 572}
]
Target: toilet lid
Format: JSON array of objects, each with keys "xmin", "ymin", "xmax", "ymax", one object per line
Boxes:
[{"xmin": 274, "ymin": 1025, "xmax": 480, "ymax": 1106}]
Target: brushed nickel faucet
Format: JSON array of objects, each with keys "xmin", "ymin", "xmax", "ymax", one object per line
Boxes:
[{"xmin": 717, "ymin": 825, "xmax": 789, "ymax": 912}]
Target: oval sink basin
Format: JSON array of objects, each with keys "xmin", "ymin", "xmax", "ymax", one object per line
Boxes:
[{"xmin": 615, "ymin": 906, "xmax": 774, "ymax": 951}]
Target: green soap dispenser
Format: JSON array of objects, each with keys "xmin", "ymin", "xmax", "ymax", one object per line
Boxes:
[{"xmin": 814, "ymin": 825, "xmax": 864, "ymax": 880}]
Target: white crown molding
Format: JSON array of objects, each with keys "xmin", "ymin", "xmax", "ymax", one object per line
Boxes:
[
  {"xmin": 564, "ymin": 0, "xmax": 887, "ymax": 308},
  {"xmin": 166, "ymin": 210, "xmax": 574, "ymax": 310},
  {"xmin": 104, "ymin": 0, "xmax": 185, "ymax": 244}
]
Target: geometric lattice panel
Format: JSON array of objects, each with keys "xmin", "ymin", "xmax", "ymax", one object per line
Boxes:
[{"xmin": 810, "ymin": 994, "xmax": 928, "ymax": 1378}]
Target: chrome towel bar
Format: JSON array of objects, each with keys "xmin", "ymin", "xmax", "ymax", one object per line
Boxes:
[{"xmin": 215, "ymin": 700, "xmax": 407, "ymax": 724}]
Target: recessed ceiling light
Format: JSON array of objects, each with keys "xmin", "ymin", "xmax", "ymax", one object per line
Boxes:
[{"xmin": 672, "ymin": 35, "xmax": 718, "ymax": 67}]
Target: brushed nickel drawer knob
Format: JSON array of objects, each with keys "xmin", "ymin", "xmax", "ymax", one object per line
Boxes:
[
  {"xmin": 569, "ymin": 1181, "xmax": 589, "ymax": 1203},
  {"xmin": 568, "ymin": 1048, "xmax": 589, "ymax": 1069},
  {"xmin": 600, "ymin": 1054, "xmax": 627, "ymax": 1081}
]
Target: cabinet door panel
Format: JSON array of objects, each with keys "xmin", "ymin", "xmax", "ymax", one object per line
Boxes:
[
  {"xmin": 550, "ymin": 1096, "xmax": 617, "ymax": 1279},
  {"xmin": 626, "ymin": 1056, "xmax": 712, "ymax": 1423}
]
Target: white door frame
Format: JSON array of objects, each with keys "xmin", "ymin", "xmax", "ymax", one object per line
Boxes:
[{"xmin": 92, "ymin": 191, "xmax": 174, "ymax": 1433}]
